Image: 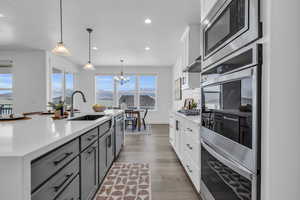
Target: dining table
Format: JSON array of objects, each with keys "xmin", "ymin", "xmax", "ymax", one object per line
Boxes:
[{"xmin": 125, "ymin": 109, "xmax": 144, "ymax": 131}]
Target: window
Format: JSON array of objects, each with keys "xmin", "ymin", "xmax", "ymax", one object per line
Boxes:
[
  {"xmin": 139, "ymin": 76, "xmax": 156, "ymax": 110},
  {"xmin": 0, "ymin": 73, "xmax": 13, "ymax": 105},
  {"xmin": 117, "ymin": 76, "xmax": 136, "ymax": 108},
  {"xmin": 95, "ymin": 74, "xmax": 157, "ymax": 110},
  {"xmin": 65, "ymin": 73, "xmax": 74, "ymax": 105},
  {"xmin": 52, "ymin": 69, "xmax": 63, "ymax": 103},
  {"xmin": 51, "ymin": 68, "xmax": 74, "ymax": 105},
  {"xmin": 95, "ymin": 76, "xmax": 114, "ymax": 107}
]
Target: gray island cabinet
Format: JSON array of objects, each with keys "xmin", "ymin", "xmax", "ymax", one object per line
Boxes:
[{"xmin": 0, "ymin": 110, "xmax": 124, "ymax": 200}]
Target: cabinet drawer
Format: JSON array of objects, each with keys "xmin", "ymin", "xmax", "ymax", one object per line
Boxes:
[
  {"xmin": 31, "ymin": 139, "xmax": 79, "ymax": 192},
  {"xmin": 184, "ymin": 139, "xmax": 200, "ymax": 167},
  {"xmin": 81, "ymin": 127, "xmax": 98, "ymax": 151},
  {"xmin": 32, "ymin": 157, "xmax": 79, "ymax": 200},
  {"xmin": 185, "ymin": 126, "xmax": 200, "ymax": 143},
  {"xmin": 56, "ymin": 175, "xmax": 80, "ymax": 200},
  {"xmin": 99, "ymin": 120, "xmax": 112, "ymax": 137},
  {"xmin": 183, "ymin": 153, "xmax": 200, "ymax": 192}
]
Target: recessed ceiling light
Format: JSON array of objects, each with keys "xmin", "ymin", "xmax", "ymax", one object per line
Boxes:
[
  {"xmin": 144, "ymin": 18, "xmax": 152, "ymax": 24},
  {"xmin": 203, "ymin": 19, "xmax": 209, "ymax": 25},
  {"xmin": 92, "ymin": 47, "xmax": 98, "ymax": 50},
  {"xmin": 145, "ymin": 46, "xmax": 150, "ymax": 51},
  {"xmin": 0, "ymin": 13, "xmax": 5, "ymax": 18}
]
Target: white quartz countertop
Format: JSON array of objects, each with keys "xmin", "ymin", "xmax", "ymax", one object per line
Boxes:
[
  {"xmin": 0, "ymin": 110, "xmax": 123, "ymax": 160},
  {"xmin": 173, "ymin": 111, "xmax": 201, "ymax": 126}
]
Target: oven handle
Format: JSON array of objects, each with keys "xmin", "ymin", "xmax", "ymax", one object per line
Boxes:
[
  {"xmin": 201, "ymin": 140, "xmax": 253, "ymax": 180},
  {"xmin": 223, "ymin": 116, "xmax": 239, "ymax": 122}
]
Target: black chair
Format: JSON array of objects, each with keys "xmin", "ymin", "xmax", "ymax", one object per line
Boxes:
[
  {"xmin": 142, "ymin": 109, "xmax": 149, "ymax": 130},
  {"xmin": 0, "ymin": 105, "xmax": 3, "ymax": 115},
  {"xmin": 125, "ymin": 110, "xmax": 137, "ymax": 131}
]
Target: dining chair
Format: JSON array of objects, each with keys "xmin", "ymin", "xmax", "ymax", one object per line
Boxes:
[
  {"xmin": 125, "ymin": 110, "xmax": 137, "ymax": 131},
  {"xmin": 0, "ymin": 105, "xmax": 3, "ymax": 116},
  {"xmin": 142, "ymin": 109, "xmax": 149, "ymax": 130}
]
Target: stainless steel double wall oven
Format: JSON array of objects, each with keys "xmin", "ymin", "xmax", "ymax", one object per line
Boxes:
[{"xmin": 200, "ymin": 0, "xmax": 262, "ymax": 198}]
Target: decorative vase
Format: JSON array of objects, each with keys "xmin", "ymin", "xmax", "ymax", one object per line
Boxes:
[{"xmin": 54, "ymin": 110, "xmax": 61, "ymax": 118}]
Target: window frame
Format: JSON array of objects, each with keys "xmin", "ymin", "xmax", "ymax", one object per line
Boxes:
[
  {"xmin": 94, "ymin": 73, "xmax": 158, "ymax": 111},
  {"xmin": 50, "ymin": 68, "xmax": 75, "ymax": 105}
]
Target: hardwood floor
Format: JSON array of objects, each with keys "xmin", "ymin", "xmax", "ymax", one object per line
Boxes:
[{"xmin": 117, "ymin": 124, "xmax": 200, "ymax": 200}]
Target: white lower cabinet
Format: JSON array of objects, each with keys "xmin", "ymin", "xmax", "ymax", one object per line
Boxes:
[
  {"xmin": 169, "ymin": 115, "xmax": 175, "ymax": 146},
  {"xmin": 169, "ymin": 113, "xmax": 201, "ymax": 192}
]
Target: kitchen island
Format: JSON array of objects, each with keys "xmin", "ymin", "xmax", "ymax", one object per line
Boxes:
[{"xmin": 0, "ymin": 109, "xmax": 124, "ymax": 200}]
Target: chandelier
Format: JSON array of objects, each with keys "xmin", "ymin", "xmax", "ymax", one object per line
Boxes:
[{"xmin": 114, "ymin": 59, "xmax": 130, "ymax": 85}]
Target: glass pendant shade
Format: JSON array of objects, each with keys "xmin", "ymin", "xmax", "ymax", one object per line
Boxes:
[
  {"xmin": 52, "ymin": 42, "xmax": 71, "ymax": 56},
  {"xmin": 83, "ymin": 62, "xmax": 95, "ymax": 70}
]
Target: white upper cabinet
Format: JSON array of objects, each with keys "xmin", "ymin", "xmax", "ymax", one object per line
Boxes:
[
  {"xmin": 201, "ymin": 0, "xmax": 218, "ymax": 21},
  {"xmin": 180, "ymin": 25, "xmax": 201, "ymax": 68},
  {"xmin": 180, "ymin": 25, "xmax": 201, "ymax": 90}
]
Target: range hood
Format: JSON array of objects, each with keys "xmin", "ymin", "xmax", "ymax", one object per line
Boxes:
[{"xmin": 182, "ymin": 56, "xmax": 201, "ymax": 73}]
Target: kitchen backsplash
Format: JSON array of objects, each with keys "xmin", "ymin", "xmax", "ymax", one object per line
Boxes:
[{"xmin": 173, "ymin": 88, "xmax": 201, "ymax": 111}]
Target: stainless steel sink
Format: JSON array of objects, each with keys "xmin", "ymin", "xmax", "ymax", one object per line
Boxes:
[{"xmin": 69, "ymin": 115, "xmax": 105, "ymax": 121}]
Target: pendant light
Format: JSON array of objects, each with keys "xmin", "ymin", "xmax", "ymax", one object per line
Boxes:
[
  {"xmin": 114, "ymin": 59, "xmax": 130, "ymax": 85},
  {"xmin": 52, "ymin": 0, "xmax": 71, "ymax": 56},
  {"xmin": 83, "ymin": 28, "xmax": 95, "ymax": 70}
]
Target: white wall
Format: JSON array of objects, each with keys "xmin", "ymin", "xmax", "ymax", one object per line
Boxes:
[
  {"xmin": 261, "ymin": 0, "xmax": 300, "ymax": 200},
  {"xmin": 77, "ymin": 66, "xmax": 172, "ymax": 124},
  {"xmin": 0, "ymin": 50, "xmax": 48, "ymax": 113},
  {"xmin": 0, "ymin": 50, "xmax": 79, "ymax": 113}
]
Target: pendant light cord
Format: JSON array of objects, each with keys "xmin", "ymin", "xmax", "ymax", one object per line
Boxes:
[
  {"xmin": 89, "ymin": 31, "xmax": 91, "ymax": 63},
  {"xmin": 60, "ymin": 0, "xmax": 63, "ymax": 43},
  {"xmin": 86, "ymin": 28, "xmax": 93, "ymax": 64}
]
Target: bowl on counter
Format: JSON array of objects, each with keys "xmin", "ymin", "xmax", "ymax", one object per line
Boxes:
[{"xmin": 92, "ymin": 104, "xmax": 106, "ymax": 112}]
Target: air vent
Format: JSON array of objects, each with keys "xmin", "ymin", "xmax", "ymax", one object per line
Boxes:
[{"xmin": 0, "ymin": 60, "xmax": 13, "ymax": 67}]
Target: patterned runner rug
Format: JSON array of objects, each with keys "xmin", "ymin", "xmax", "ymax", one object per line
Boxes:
[{"xmin": 95, "ymin": 162, "xmax": 151, "ymax": 200}]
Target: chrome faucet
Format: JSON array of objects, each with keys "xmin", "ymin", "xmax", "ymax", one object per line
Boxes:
[{"xmin": 70, "ymin": 90, "xmax": 87, "ymax": 117}]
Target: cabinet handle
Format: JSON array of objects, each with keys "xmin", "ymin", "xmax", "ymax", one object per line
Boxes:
[
  {"xmin": 186, "ymin": 128, "xmax": 193, "ymax": 132},
  {"xmin": 87, "ymin": 146, "xmax": 97, "ymax": 154},
  {"xmin": 186, "ymin": 165, "xmax": 193, "ymax": 173},
  {"xmin": 87, "ymin": 134, "xmax": 97, "ymax": 141},
  {"xmin": 53, "ymin": 173, "xmax": 74, "ymax": 192},
  {"xmin": 186, "ymin": 144, "xmax": 193, "ymax": 150},
  {"xmin": 53, "ymin": 152, "xmax": 73, "ymax": 166},
  {"xmin": 63, "ymin": 198, "xmax": 74, "ymax": 200}
]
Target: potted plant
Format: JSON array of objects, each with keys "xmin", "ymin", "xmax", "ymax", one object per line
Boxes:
[{"xmin": 48, "ymin": 101, "xmax": 65, "ymax": 118}]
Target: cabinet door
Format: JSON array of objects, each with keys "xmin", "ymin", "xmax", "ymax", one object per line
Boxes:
[
  {"xmin": 55, "ymin": 175, "xmax": 80, "ymax": 200},
  {"xmin": 115, "ymin": 118, "xmax": 124, "ymax": 157},
  {"xmin": 99, "ymin": 135, "xmax": 107, "ymax": 184},
  {"xmin": 81, "ymin": 141, "xmax": 99, "ymax": 200},
  {"xmin": 106, "ymin": 131, "xmax": 114, "ymax": 168},
  {"xmin": 175, "ymin": 119, "xmax": 181, "ymax": 156}
]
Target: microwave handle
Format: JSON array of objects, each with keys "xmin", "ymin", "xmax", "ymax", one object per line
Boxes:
[{"xmin": 201, "ymin": 140, "xmax": 253, "ymax": 180}]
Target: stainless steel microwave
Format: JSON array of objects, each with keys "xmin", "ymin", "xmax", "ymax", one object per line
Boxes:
[{"xmin": 202, "ymin": 0, "xmax": 262, "ymax": 69}]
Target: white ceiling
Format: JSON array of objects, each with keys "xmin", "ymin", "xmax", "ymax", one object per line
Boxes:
[{"xmin": 0, "ymin": 0, "xmax": 200, "ymax": 67}]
